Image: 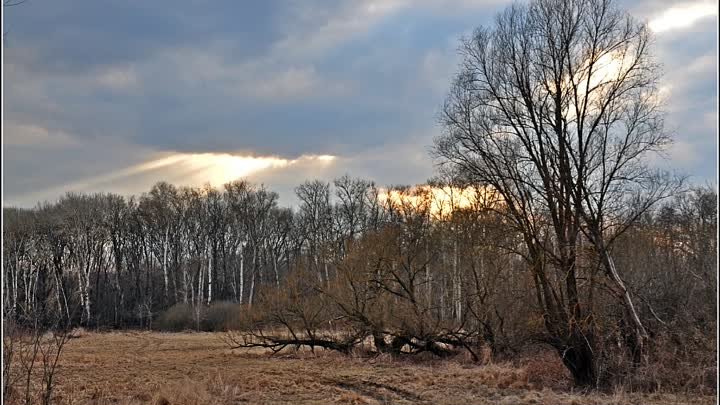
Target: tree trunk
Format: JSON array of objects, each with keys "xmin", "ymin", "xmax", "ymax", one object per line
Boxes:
[
  {"xmin": 597, "ymin": 242, "xmax": 648, "ymax": 361},
  {"xmin": 54, "ymin": 266, "xmax": 70, "ymax": 322},
  {"xmin": 324, "ymin": 261, "xmax": 330, "ymax": 286},
  {"xmin": 207, "ymin": 243, "xmax": 213, "ymax": 305},
  {"xmin": 207, "ymin": 244, "xmax": 213, "ymax": 305},
  {"xmin": 197, "ymin": 259, "xmax": 205, "ymax": 307},
  {"xmin": 12, "ymin": 257, "xmax": 19, "ymax": 316},
  {"xmin": 425, "ymin": 240, "xmax": 432, "ymax": 309},
  {"xmin": 239, "ymin": 243, "xmax": 245, "ymax": 305},
  {"xmin": 162, "ymin": 225, "xmax": 169, "ymax": 302},
  {"xmin": 248, "ymin": 246, "xmax": 257, "ymax": 307},
  {"xmin": 248, "ymin": 270, "xmax": 256, "ymax": 308},
  {"xmin": 182, "ymin": 245, "xmax": 189, "ymax": 304},
  {"xmin": 557, "ymin": 333, "xmax": 596, "ymax": 387},
  {"xmin": 231, "ymin": 248, "xmax": 238, "ymax": 302},
  {"xmin": 453, "ymin": 238, "xmax": 462, "ymax": 322},
  {"xmin": 273, "ymin": 251, "xmax": 280, "ymax": 288}
]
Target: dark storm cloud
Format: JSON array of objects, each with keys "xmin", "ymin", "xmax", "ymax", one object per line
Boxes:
[{"xmin": 3, "ymin": 1, "xmax": 281, "ymax": 75}]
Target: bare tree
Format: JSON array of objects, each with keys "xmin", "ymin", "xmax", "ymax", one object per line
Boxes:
[
  {"xmin": 296, "ymin": 180, "xmax": 334, "ymax": 284},
  {"xmin": 435, "ymin": 0, "xmax": 681, "ymax": 385},
  {"xmin": 138, "ymin": 182, "xmax": 180, "ymax": 305},
  {"xmin": 334, "ymin": 176, "xmax": 373, "ymax": 249},
  {"xmin": 4, "ymin": 302, "xmax": 74, "ymax": 405}
]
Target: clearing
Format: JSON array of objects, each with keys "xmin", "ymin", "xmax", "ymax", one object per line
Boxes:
[{"xmin": 48, "ymin": 331, "xmax": 712, "ymax": 405}]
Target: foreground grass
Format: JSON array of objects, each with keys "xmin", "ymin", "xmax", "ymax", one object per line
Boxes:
[{"xmin": 41, "ymin": 331, "xmax": 714, "ymax": 405}]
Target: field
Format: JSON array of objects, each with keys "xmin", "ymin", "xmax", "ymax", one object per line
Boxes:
[{"xmin": 42, "ymin": 331, "xmax": 714, "ymax": 405}]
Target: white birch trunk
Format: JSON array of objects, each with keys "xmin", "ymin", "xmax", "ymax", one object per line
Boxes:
[
  {"xmin": 30, "ymin": 267, "xmax": 39, "ymax": 315},
  {"xmin": 324, "ymin": 261, "xmax": 330, "ymax": 285},
  {"xmin": 207, "ymin": 244, "xmax": 213, "ymax": 305},
  {"xmin": 77, "ymin": 269, "xmax": 85, "ymax": 322},
  {"xmin": 315, "ymin": 252, "xmax": 322, "ymax": 283},
  {"xmin": 231, "ymin": 244, "xmax": 238, "ymax": 301},
  {"xmin": 248, "ymin": 247, "xmax": 256, "ymax": 307},
  {"xmin": 163, "ymin": 225, "xmax": 169, "ymax": 300},
  {"xmin": 197, "ymin": 260, "xmax": 204, "ymax": 306},
  {"xmin": 84, "ymin": 265, "xmax": 92, "ymax": 324},
  {"xmin": 440, "ymin": 251, "xmax": 446, "ymax": 321},
  {"xmin": 425, "ymin": 241, "xmax": 432, "ymax": 309},
  {"xmin": 78, "ymin": 261, "xmax": 91, "ymax": 325},
  {"xmin": 453, "ymin": 239, "xmax": 461, "ymax": 322},
  {"xmin": 12, "ymin": 255, "xmax": 19, "ymax": 315},
  {"xmin": 55, "ymin": 268, "xmax": 70, "ymax": 321},
  {"xmin": 24, "ymin": 264, "xmax": 31, "ymax": 315},
  {"xmin": 601, "ymin": 247, "xmax": 648, "ymax": 349},
  {"xmin": 239, "ymin": 242, "xmax": 245, "ymax": 305},
  {"xmin": 182, "ymin": 265, "xmax": 189, "ymax": 304},
  {"xmin": 273, "ymin": 251, "xmax": 280, "ymax": 288}
]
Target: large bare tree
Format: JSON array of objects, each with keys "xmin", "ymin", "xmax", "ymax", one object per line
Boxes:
[{"xmin": 435, "ymin": 0, "xmax": 681, "ymax": 385}]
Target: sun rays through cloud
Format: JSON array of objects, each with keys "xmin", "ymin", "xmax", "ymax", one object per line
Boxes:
[{"xmin": 15, "ymin": 152, "xmax": 338, "ymax": 204}]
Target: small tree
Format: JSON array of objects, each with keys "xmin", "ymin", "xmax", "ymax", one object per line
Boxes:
[{"xmin": 4, "ymin": 304, "xmax": 73, "ymax": 405}]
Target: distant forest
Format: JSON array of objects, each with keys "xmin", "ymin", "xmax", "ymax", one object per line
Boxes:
[
  {"xmin": 2, "ymin": 178, "xmax": 715, "ymax": 325},
  {"xmin": 3, "ymin": 180, "xmax": 716, "ymax": 366}
]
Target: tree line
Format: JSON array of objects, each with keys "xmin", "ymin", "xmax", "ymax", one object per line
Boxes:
[
  {"xmin": 2, "ymin": 177, "xmax": 379, "ymax": 328},
  {"xmin": 3, "ymin": 177, "xmax": 716, "ymax": 386}
]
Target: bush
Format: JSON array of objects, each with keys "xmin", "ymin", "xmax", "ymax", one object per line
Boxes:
[
  {"xmin": 201, "ymin": 302, "xmax": 241, "ymax": 331},
  {"xmin": 155, "ymin": 302, "xmax": 242, "ymax": 332},
  {"xmin": 601, "ymin": 326, "xmax": 717, "ymax": 394},
  {"xmin": 155, "ymin": 304, "xmax": 195, "ymax": 331}
]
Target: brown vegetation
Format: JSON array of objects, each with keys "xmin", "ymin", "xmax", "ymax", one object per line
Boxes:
[{"xmin": 20, "ymin": 332, "xmax": 716, "ymax": 405}]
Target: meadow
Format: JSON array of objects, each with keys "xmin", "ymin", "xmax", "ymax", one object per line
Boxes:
[{"xmin": 40, "ymin": 331, "xmax": 714, "ymax": 405}]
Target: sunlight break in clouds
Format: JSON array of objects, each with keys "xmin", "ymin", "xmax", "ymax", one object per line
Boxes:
[
  {"xmin": 648, "ymin": 1, "xmax": 717, "ymax": 33},
  {"xmin": 14, "ymin": 153, "xmax": 337, "ymax": 205},
  {"xmin": 378, "ymin": 185, "xmax": 501, "ymax": 218},
  {"xmin": 116, "ymin": 152, "xmax": 336, "ymax": 188}
]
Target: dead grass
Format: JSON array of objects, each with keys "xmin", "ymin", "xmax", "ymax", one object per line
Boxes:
[{"xmin": 44, "ymin": 331, "xmax": 715, "ymax": 405}]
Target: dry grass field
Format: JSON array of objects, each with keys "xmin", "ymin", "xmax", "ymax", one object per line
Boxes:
[{"xmin": 46, "ymin": 331, "xmax": 713, "ymax": 405}]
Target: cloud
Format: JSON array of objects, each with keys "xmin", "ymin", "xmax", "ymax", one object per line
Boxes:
[
  {"xmin": 3, "ymin": 135, "xmax": 158, "ymax": 207},
  {"xmin": 123, "ymin": 42, "xmax": 352, "ymax": 103},
  {"xmin": 3, "ymin": 123, "xmax": 79, "ymax": 148},
  {"xmin": 268, "ymin": 0, "xmax": 507, "ymax": 62},
  {"xmin": 248, "ymin": 66, "xmax": 348, "ymax": 101},
  {"xmin": 96, "ymin": 66, "xmax": 138, "ymax": 91},
  {"xmin": 648, "ymin": 1, "xmax": 717, "ymax": 33},
  {"xmin": 2, "ymin": 0, "xmax": 715, "ymax": 208},
  {"xmin": 270, "ymin": 1, "xmax": 408, "ymax": 60},
  {"xmin": 251, "ymin": 138, "xmax": 436, "ymax": 206},
  {"xmin": 667, "ymin": 141, "xmax": 698, "ymax": 164},
  {"xmin": 418, "ymin": 47, "xmax": 460, "ymax": 96}
]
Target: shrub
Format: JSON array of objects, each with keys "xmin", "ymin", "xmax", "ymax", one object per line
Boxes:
[
  {"xmin": 155, "ymin": 302, "xmax": 242, "ymax": 332},
  {"xmin": 201, "ymin": 302, "xmax": 241, "ymax": 331},
  {"xmin": 155, "ymin": 304, "xmax": 195, "ymax": 331},
  {"xmin": 600, "ymin": 326, "xmax": 717, "ymax": 395}
]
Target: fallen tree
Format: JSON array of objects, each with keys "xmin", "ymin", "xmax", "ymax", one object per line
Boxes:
[{"xmin": 225, "ymin": 229, "xmax": 491, "ymax": 360}]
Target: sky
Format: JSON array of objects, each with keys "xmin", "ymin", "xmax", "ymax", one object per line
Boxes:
[{"xmin": 2, "ymin": 0, "xmax": 717, "ymax": 208}]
